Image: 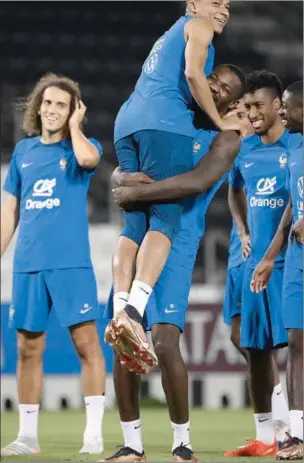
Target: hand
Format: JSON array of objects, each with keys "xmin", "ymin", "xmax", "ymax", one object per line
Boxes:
[
  {"xmin": 69, "ymin": 99, "xmax": 86, "ymax": 129},
  {"xmin": 250, "ymin": 259, "xmax": 274, "ymax": 293},
  {"xmin": 219, "ymin": 117, "xmax": 241, "ymax": 134},
  {"xmin": 113, "ymin": 185, "xmax": 141, "ymax": 206},
  {"xmin": 240, "ymin": 233, "xmax": 251, "ymax": 260},
  {"xmin": 290, "ymin": 217, "xmax": 304, "ymax": 245},
  {"xmin": 120, "ymin": 172, "xmax": 155, "ymax": 187}
]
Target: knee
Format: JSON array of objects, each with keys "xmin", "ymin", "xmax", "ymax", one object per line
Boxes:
[
  {"xmin": 73, "ymin": 333, "xmax": 102, "ymax": 362},
  {"xmin": 152, "ymin": 333, "xmax": 179, "ymax": 363},
  {"xmin": 18, "ymin": 335, "xmax": 44, "ymax": 362}
]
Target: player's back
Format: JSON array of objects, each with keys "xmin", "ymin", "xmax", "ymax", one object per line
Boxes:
[{"xmin": 114, "ymin": 16, "xmax": 215, "ymax": 142}]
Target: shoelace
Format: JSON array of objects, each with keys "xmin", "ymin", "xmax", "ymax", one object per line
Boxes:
[
  {"xmin": 282, "ymin": 433, "xmax": 304, "ymax": 448},
  {"xmin": 106, "ymin": 445, "xmax": 142, "ymax": 460},
  {"xmin": 173, "ymin": 443, "xmax": 193, "ymax": 460}
]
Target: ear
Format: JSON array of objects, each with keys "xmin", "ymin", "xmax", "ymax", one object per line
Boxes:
[{"xmin": 274, "ymin": 97, "xmax": 281, "ymax": 111}]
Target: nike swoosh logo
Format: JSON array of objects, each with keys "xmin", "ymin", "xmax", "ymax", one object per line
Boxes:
[
  {"xmin": 276, "ymin": 390, "xmax": 283, "ymax": 395},
  {"xmin": 258, "ymin": 418, "xmax": 269, "ymax": 422},
  {"xmin": 22, "ymin": 162, "xmax": 34, "ymax": 168},
  {"xmin": 245, "ymin": 162, "xmax": 254, "ymax": 168},
  {"xmin": 290, "ymin": 162, "xmax": 297, "ymax": 166},
  {"xmin": 165, "ymin": 309, "xmax": 178, "ymax": 314},
  {"xmin": 80, "ymin": 307, "xmax": 93, "ymax": 314},
  {"xmin": 134, "ymin": 425, "xmax": 141, "ymax": 429},
  {"xmin": 26, "ymin": 410, "xmax": 37, "ymax": 414},
  {"xmin": 139, "ymin": 287, "xmax": 149, "ymax": 295}
]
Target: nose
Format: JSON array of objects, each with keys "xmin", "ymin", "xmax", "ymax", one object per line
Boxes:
[{"xmin": 249, "ymin": 106, "xmax": 258, "ymax": 120}]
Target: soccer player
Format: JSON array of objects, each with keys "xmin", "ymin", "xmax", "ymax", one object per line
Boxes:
[
  {"xmin": 251, "ymin": 81, "xmax": 303, "ymax": 461},
  {"xmin": 223, "ymin": 219, "xmax": 290, "ymax": 445},
  {"xmin": 224, "ymin": 71, "xmax": 299, "ymax": 457},
  {"xmin": 109, "ymin": 0, "xmax": 240, "ymax": 368},
  {"xmin": 103, "ymin": 64, "xmax": 247, "ymax": 462},
  {"xmin": 0, "ymin": 74, "xmax": 105, "ymax": 456}
]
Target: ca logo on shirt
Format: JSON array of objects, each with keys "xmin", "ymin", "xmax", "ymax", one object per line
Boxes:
[
  {"xmin": 193, "ymin": 142, "xmax": 201, "ymax": 154},
  {"xmin": 33, "ymin": 178, "xmax": 56, "ymax": 197},
  {"xmin": 256, "ymin": 177, "xmax": 277, "ymax": 195},
  {"xmin": 26, "ymin": 178, "xmax": 60, "ymax": 210}
]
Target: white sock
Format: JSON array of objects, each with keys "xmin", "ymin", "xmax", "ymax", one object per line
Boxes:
[
  {"xmin": 272, "ymin": 383, "xmax": 289, "ymax": 426},
  {"xmin": 254, "ymin": 413, "xmax": 275, "ymax": 444},
  {"xmin": 120, "ymin": 419, "xmax": 143, "ymax": 453},
  {"xmin": 18, "ymin": 404, "xmax": 39, "ymax": 442},
  {"xmin": 127, "ymin": 280, "xmax": 152, "ymax": 317},
  {"xmin": 113, "ymin": 292, "xmax": 129, "ymax": 316},
  {"xmin": 171, "ymin": 421, "xmax": 192, "ymax": 451},
  {"xmin": 290, "ymin": 410, "xmax": 304, "ymax": 440},
  {"xmin": 83, "ymin": 396, "xmax": 105, "ymax": 442}
]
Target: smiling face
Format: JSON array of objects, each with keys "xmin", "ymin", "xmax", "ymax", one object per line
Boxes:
[
  {"xmin": 207, "ymin": 65, "xmax": 243, "ymax": 113},
  {"xmin": 188, "ymin": 0, "xmax": 230, "ymax": 34},
  {"xmin": 279, "ymin": 89, "xmax": 303, "ymax": 133},
  {"xmin": 244, "ymin": 88, "xmax": 282, "ymax": 135},
  {"xmin": 39, "ymin": 86, "xmax": 72, "ymax": 137}
]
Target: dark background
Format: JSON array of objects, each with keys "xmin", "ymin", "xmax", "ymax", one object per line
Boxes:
[{"xmin": 1, "ymin": 1, "xmax": 303, "ymax": 284}]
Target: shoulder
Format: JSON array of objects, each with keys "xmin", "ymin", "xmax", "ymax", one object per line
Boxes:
[
  {"xmin": 184, "ymin": 17, "xmax": 214, "ymax": 40},
  {"xmin": 88, "ymin": 137, "xmax": 103, "ymax": 156},
  {"xmin": 12, "ymin": 136, "xmax": 39, "ymax": 159}
]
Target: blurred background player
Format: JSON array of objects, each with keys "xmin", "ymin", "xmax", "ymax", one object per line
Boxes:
[
  {"xmin": 225, "ymin": 70, "xmax": 295, "ymax": 457},
  {"xmin": 0, "ymin": 74, "xmax": 105, "ymax": 457},
  {"xmin": 107, "ymin": 0, "xmax": 241, "ymax": 369},
  {"xmin": 251, "ymin": 81, "xmax": 303, "ymax": 461},
  {"xmin": 104, "ymin": 64, "xmax": 247, "ymax": 462}
]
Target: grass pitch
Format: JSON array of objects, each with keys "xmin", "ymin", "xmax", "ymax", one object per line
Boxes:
[{"xmin": 1, "ymin": 408, "xmax": 277, "ymax": 462}]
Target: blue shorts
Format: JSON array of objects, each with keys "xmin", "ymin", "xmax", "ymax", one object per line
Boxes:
[
  {"xmin": 240, "ymin": 265, "xmax": 288, "ymax": 350},
  {"xmin": 116, "ymin": 130, "xmax": 194, "ymax": 244},
  {"xmin": 11, "ymin": 268, "xmax": 100, "ymax": 332},
  {"xmin": 223, "ymin": 264, "xmax": 245, "ymax": 326},
  {"xmin": 105, "ymin": 251, "xmax": 195, "ymax": 332},
  {"xmin": 283, "ymin": 266, "xmax": 303, "ymax": 329}
]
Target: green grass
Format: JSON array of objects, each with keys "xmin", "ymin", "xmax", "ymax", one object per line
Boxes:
[{"xmin": 1, "ymin": 408, "xmax": 277, "ymax": 462}]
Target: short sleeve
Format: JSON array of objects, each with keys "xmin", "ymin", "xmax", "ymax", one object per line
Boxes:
[
  {"xmin": 81, "ymin": 137, "xmax": 103, "ymax": 177},
  {"xmin": 228, "ymin": 163, "xmax": 244, "ymax": 188},
  {"xmin": 3, "ymin": 148, "xmax": 22, "ymax": 198}
]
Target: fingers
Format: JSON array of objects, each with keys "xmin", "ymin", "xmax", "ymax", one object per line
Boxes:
[{"xmin": 250, "ymin": 278, "xmax": 267, "ymax": 294}]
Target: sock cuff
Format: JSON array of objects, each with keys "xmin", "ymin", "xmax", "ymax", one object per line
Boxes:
[
  {"xmin": 171, "ymin": 421, "xmax": 190, "ymax": 428},
  {"xmin": 113, "ymin": 292, "xmax": 129, "ymax": 302},
  {"xmin": 121, "ymin": 419, "xmax": 141, "ymax": 427},
  {"xmin": 84, "ymin": 396, "xmax": 105, "ymax": 403},
  {"xmin": 133, "ymin": 280, "xmax": 152, "ymax": 294},
  {"xmin": 19, "ymin": 404, "xmax": 39, "ymax": 411},
  {"xmin": 273, "ymin": 383, "xmax": 283, "ymax": 395}
]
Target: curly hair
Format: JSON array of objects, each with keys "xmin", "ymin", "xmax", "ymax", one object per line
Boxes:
[
  {"xmin": 20, "ymin": 73, "xmax": 81, "ymax": 136},
  {"xmin": 246, "ymin": 70, "xmax": 283, "ymax": 100}
]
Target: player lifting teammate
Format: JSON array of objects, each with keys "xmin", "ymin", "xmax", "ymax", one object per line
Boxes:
[{"xmin": 106, "ymin": 0, "xmax": 240, "ymax": 370}]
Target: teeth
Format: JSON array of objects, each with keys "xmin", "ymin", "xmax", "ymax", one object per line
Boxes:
[{"xmin": 252, "ymin": 121, "xmax": 262, "ymax": 128}]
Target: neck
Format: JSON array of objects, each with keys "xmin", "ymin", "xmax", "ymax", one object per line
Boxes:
[
  {"xmin": 40, "ymin": 130, "xmax": 64, "ymax": 144},
  {"xmin": 261, "ymin": 118, "xmax": 285, "ymax": 144}
]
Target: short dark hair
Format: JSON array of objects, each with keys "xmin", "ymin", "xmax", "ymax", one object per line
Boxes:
[
  {"xmin": 287, "ymin": 80, "xmax": 303, "ymax": 103},
  {"xmin": 246, "ymin": 70, "xmax": 283, "ymax": 100},
  {"xmin": 215, "ymin": 64, "xmax": 247, "ymax": 97}
]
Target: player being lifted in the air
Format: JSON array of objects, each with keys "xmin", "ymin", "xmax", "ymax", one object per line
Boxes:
[
  {"xmin": 106, "ymin": 0, "xmax": 240, "ymax": 370},
  {"xmin": 1, "ymin": 74, "xmax": 105, "ymax": 457}
]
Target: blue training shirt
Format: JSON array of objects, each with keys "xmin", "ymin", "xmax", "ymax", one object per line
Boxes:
[
  {"xmin": 114, "ymin": 15, "xmax": 215, "ymax": 143},
  {"xmin": 285, "ymin": 133, "xmax": 303, "ymax": 270},
  {"xmin": 229, "ymin": 130, "xmax": 298, "ymax": 269},
  {"xmin": 4, "ymin": 136, "xmax": 103, "ymax": 272},
  {"xmin": 170, "ymin": 129, "xmax": 226, "ymax": 269}
]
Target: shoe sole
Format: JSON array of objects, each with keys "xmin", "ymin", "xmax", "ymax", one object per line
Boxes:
[{"xmin": 105, "ymin": 320, "xmax": 158, "ymax": 371}]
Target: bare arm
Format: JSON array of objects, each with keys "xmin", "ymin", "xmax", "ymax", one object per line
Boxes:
[
  {"xmin": 1, "ymin": 194, "xmax": 20, "ymax": 257},
  {"xmin": 113, "ymin": 131, "xmax": 241, "ymax": 203},
  {"xmin": 184, "ymin": 19, "xmax": 238, "ymax": 132},
  {"xmin": 69, "ymin": 100, "xmax": 100, "ymax": 169},
  {"xmin": 111, "ymin": 168, "xmax": 154, "ymax": 188},
  {"xmin": 228, "ymin": 185, "xmax": 249, "ymax": 238},
  {"xmin": 263, "ymin": 199, "xmax": 293, "ymax": 261}
]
